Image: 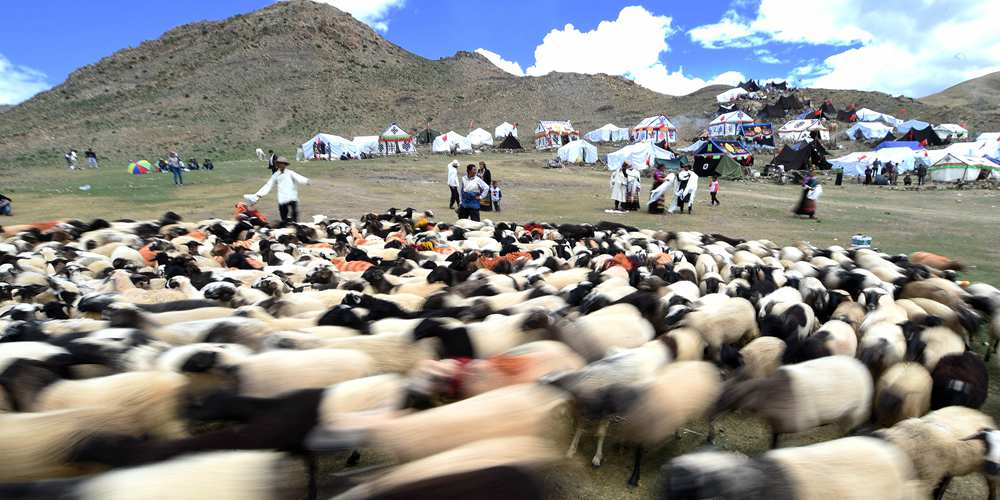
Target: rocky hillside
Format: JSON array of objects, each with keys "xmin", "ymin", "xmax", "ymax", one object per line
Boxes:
[{"xmin": 0, "ymin": 0, "xmax": 994, "ymax": 166}]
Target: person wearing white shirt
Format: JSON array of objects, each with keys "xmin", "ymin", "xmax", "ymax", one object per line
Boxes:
[
  {"xmin": 247, "ymin": 156, "xmax": 309, "ymax": 223},
  {"xmin": 458, "ymin": 164, "xmax": 489, "ymax": 221},
  {"xmin": 447, "ymin": 160, "xmax": 460, "ymax": 209}
]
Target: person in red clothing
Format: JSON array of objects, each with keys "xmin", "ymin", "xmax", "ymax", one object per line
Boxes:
[{"xmin": 708, "ymin": 175, "xmax": 720, "ymax": 206}]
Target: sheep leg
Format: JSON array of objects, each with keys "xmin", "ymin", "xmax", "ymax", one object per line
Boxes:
[
  {"xmin": 591, "ymin": 419, "xmax": 609, "ymax": 467},
  {"xmin": 987, "ymin": 340, "xmax": 999, "ymax": 362},
  {"xmin": 566, "ymin": 425, "xmax": 584, "ymax": 458},
  {"xmin": 932, "ymin": 476, "xmax": 952, "ymax": 500},
  {"xmin": 770, "ymin": 432, "xmax": 781, "ymax": 449},
  {"xmin": 305, "ymin": 452, "xmax": 318, "ymax": 500},
  {"xmin": 706, "ymin": 418, "xmax": 717, "ymax": 445},
  {"xmin": 345, "ymin": 450, "xmax": 361, "ymax": 466},
  {"xmin": 626, "ymin": 445, "xmax": 644, "ymax": 488}
]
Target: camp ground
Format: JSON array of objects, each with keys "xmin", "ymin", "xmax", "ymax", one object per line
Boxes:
[{"xmin": 584, "ymin": 123, "xmax": 630, "ymax": 143}]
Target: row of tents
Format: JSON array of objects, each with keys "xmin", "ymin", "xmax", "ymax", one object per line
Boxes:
[
  {"xmin": 831, "ymin": 135, "xmax": 1000, "ymax": 181},
  {"xmin": 301, "ymin": 122, "xmax": 526, "ymax": 160}
]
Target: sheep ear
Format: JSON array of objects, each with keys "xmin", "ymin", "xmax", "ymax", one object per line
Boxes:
[{"xmin": 961, "ymin": 430, "xmax": 989, "ymax": 442}]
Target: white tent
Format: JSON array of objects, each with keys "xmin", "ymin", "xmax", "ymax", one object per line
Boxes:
[
  {"xmin": 494, "ymin": 122, "xmax": 518, "ymax": 139},
  {"xmin": 708, "ymin": 111, "xmax": 754, "ymax": 137},
  {"xmin": 976, "ymin": 132, "xmax": 1000, "ymax": 143},
  {"xmin": 606, "ymin": 142, "xmax": 674, "ymax": 171},
  {"xmin": 933, "ymin": 124, "xmax": 968, "ymax": 141},
  {"xmin": 431, "ymin": 131, "xmax": 473, "ymax": 154},
  {"xmin": 844, "ymin": 122, "xmax": 894, "ymax": 141},
  {"xmin": 467, "ymin": 128, "xmax": 494, "ymax": 147},
  {"xmin": 557, "ymin": 140, "xmax": 598, "ymax": 164},
  {"xmin": 585, "ymin": 123, "xmax": 630, "ymax": 143},
  {"xmin": 854, "ymin": 108, "xmax": 902, "ymax": 127},
  {"xmin": 895, "ymin": 119, "xmax": 930, "ymax": 134},
  {"xmin": 929, "ymin": 153, "xmax": 1000, "ymax": 182},
  {"xmin": 352, "ymin": 136, "xmax": 379, "ymax": 155},
  {"xmin": 777, "ymin": 119, "xmax": 829, "ymax": 142},
  {"xmin": 716, "ymin": 87, "xmax": 748, "ymax": 103},
  {"xmin": 830, "ymin": 147, "xmax": 929, "ymax": 176},
  {"xmin": 302, "ymin": 133, "xmax": 360, "ymax": 160}
]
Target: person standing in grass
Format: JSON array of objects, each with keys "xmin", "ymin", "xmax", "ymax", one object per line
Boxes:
[
  {"xmin": 458, "ymin": 164, "xmax": 489, "ymax": 222},
  {"xmin": 491, "ymin": 180, "xmax": 502, "ymax": 212},
  {"xmin": 84, "ymin": 148, "xmax": 99, "ymax": 168},
  {"xmin": 610, "ymin": 163, "xmax": 628, "ymax": 212},
  {"xmin": 708, "ymin": 175, "xmax": 720, "ymax": 206},
  {"xmin": 447, "ymin": 160, "xmax": 460, "ymax": 209},
  {"xmin": 267, "ymin": 149, "xmax": 277, "ymax": 174},
  {"xmin": 248, "ymin": 156, "xmax": 309, "ymax": 223},
  {"xmin": 167, "ymin": 151, "xmax": 183, "ymax": 186}
]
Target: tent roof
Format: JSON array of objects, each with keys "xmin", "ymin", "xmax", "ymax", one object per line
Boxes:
[
  {"xmin": 779, "ymin": 119, "xmax": 827, "ymax": 133},
  {"xmin": 716, "ymin": 87, "xmax": 748, "ymax": 103},
  {"xmin": 975, "ymin": 132, "xmax": 1000, "ymax": 142},
  {"xmin": 875, "ymin": 141, "xmax": 923, "ymax": 151},
  {"xmin": 538, "ymin": 120, "xmax": 575, "ymax": 133},
  {"xmin": 770, "ymin": 141, "xmax": 828, "ymax": 170},
  {"xmin": 930, "ymin": 153, "xmax": 1000, "ymax": 170},
  {"xmin": 633, "ymin": 115, "xmax": 677, "ymax": 131},
  {"xmin": 606, "ymin": 142, "xmax": 674, "ymax": 171},
  {"xmin": 855, "ymin": 108, "xmax": 902, "ymax": 126},
  {"xmin": 896, "ymin": 119, "xmax": 930, "ymax": 134},
  {"xmin": 710, "ymin": 111, "xmax": 754, "ymax": 126},
  {"xmin": 380, "ymin": 123, "xmax": 411, "ymax": 140},
  {"xmin": 689, "ymin": 138, "xmax": 750, "ymax": 157}
]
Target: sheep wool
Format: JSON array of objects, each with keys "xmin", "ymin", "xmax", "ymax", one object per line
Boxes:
[
  {"xmin": 234, "ymin": 348, "xmax": 374, "ymax": 398},
  {"xmin": 874, "ymin": 362, "xmax": 933, "ymax": 428}
]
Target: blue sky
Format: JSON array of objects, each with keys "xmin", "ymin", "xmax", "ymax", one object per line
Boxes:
[{"xmin": 1, "ymin": 0, "xmax": 998, "ymax": 105}]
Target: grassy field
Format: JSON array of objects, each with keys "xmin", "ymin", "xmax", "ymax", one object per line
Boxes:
[{"xmin": 3, "ymin": 150, "xmax": 1000, "ymax": 498}]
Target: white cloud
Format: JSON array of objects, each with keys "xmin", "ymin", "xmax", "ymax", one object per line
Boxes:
[
  {"xmin": 631, "ymin": 66, "xmax": 745, "ymax": 96},
  {"xmin": 0, "ymin": 54, "xmax": 49, "ymax": 105},
  {"xmin": 315, "ymin": 0, "xmax": 404, "ymax": 31},
  {"xmin": 474, "ymin": 48, "xmax": 524, "ymax": 76},
  {"xmin": 754, "ymin": 49, "xmax": 783, "ymax": 65},
  {"xmin": 690, "ymin": 0, "xmax": 1000, "ymax": 96},
  {"xmin": 507, "ymin": 6, "xmax": 742, "ymax": 95}
]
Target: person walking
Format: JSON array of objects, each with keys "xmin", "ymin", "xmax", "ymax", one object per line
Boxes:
[
  {"xmin": 248, "ymin": 156, "xmax": 309, "ymax": 223},
  {"xmin": 916, "ymin": 163, "xmax": 927, "ymax": 186},
  {"xmin": 793, "ymin": 170, "xmax": 822, "ymax": 219},
  {"xmin": 447, "ymin": 160, "xmax": 460, "ymax": 209},
  {"xmin": 708, "ymin": 175, "xmax": 720, "ymax": 206},
  {"xmin": 167, "ymin": 151, "xmax": 183, "ymax": 186},
  {"xmin": 648, "ymin": 164, "xmax": 668, "ymax": 214},
  {"xmin": 65, "ymin": 149, "xmax": 78, "ymax": 170},
  {"xmin": 669, "ymin": 164, "xmax": 698, "ymax": 214},
  {"xmin": 458, "ymin": 164, "xmax": 489, "ymax": 222},
  {"xmin": 84, "ymin": 148, "xmax": 99, "ymax": 168},
  {"xmin": 267, "ymin": 150, "xmax": 277, "ymax": 174}
]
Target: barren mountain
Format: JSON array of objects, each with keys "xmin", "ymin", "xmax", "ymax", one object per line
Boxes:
[
  {"xmin": 921, "ymin": 71, "xmax": 1000, "ymax": 123},
  {"xmin": 0, "ymin": 0, "xmax": 994, "ymax": 166}
]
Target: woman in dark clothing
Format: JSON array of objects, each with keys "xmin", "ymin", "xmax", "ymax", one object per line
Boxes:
[
  {"xmin": 792, "ymin": 171, "xmax": 821, "ymax": 219},
  {"xmin": 478, "ymin": 161, "xmax": 493, "ymax": 212}
]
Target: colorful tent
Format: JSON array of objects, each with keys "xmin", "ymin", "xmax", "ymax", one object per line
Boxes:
[
  {"xmin": 557, "ymin": 140, "xmax": 598, "ymax": 164},
  {"xmin": 708, "ymin": 111, "xmax": 754, "ymax": 137},
  {"xmin": 494, "ymin": 122, "xmax": 518, "ymax": 139},
  {"xmin": 534, "ymin": 120, "xmax": 579, "ymax": 150},
  {"xmin": 467, "ymin": 128, "xmax": 494, "ymax": 147},
  {"xmin": 302, "ymin": 133, "xmax": 360, "ymax": 160},
  {"xmin": 929, "ymin": 153, "xmax": 1000, "ymax": 182},
  {"xmin": 128, "ymin": 160, "xmax": 152, "ymax": 175},
  {"xmin": 715, "ymin": 155, "xmax": 746, "ymax": 180},
  {"xmin": 739, "ymin": 123, "xmax": 775, "ymax": 148},
  {"xmin": 431, "ymin": 131, "xmax": 472, "ymax": 154},
  {"xmin": 607, "ymin": 142, "xmax": 674, "ymax": 171},
  {"xmin": 585, "ymin": 123, "xmax": 630, "ymax": 143},
  {"xmin": 778, "ymin": 119, "xmax": 829, "ymax": 142},
  {"xmin": 632, "ymin": 115, "xmax": 678, "ymax": 144},
  {"xmin": 378, "ymin": 123, "xmax": 416, "ymax": 155},
  {"xmin": 687, "ymin": 139, "xmax": 752, "ymax": 177}
]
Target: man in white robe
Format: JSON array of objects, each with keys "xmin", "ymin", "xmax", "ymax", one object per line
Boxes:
[
  {"xmin": 669, "ymin": 165, "xmax": 698, "ymax": 214},
  {"xmin": 609, "ymin": 164, "xmax": 629, "ymax": 211}
]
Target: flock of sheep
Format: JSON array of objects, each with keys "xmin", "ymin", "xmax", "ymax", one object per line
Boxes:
[{"xmin": 1, "ymin": 208, "xmax": 999, "ymax": 500}]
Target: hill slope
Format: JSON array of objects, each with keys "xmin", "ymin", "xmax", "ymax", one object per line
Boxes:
[
  {"xmin": 0, "ymin": 0, "xmax": 993, "ymax": 165},
  {"xmin": 921, "ymin": 71, "xmax": 1000, "ymax": 115}
]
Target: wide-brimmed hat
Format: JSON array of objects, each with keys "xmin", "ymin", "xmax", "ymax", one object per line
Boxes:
[{"xmin": 275, "ymin": 156, "xmax": 290, "ymax": 165}]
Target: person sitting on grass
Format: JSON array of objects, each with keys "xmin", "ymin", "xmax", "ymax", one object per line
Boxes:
[
  {"xmin": 0, "ymin": 194, "xmax": 11, "ymax": 216},
  {"xmin": 203, "ymin": 159, "xmax": 215, "ymax": 170},
  {"xmin": 187, "ymin": 158, "xmax": 201, "ymax": 170}
]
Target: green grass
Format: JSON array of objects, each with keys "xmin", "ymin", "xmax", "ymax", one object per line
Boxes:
[{"xmin": 3, "ymin": 151, "xmax": 1000, "ymax": 499}]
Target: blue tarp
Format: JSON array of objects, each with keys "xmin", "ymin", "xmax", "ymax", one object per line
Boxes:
[{"xmin": 875, "ymin": 141, "xmax": 922, "ymax": 151}]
